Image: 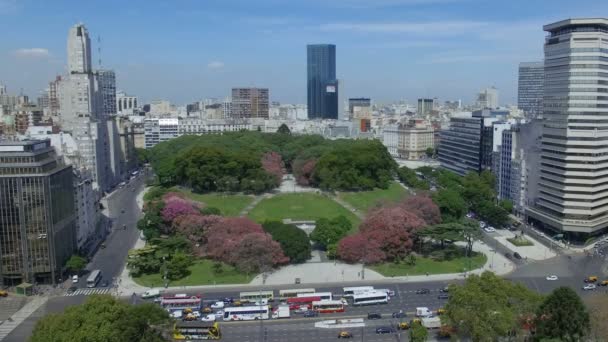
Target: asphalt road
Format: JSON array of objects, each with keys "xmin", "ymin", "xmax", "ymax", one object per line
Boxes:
[{"xmin": 74, "ymin": 172, "xmax": 146, "ymax": 290}]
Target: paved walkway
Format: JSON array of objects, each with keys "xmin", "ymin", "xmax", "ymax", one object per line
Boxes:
[
  {"xmin": 0, "ymin": 296, "xmax": 48, "ymax": 341},
  {"xmin": 330, "ymin": 195, "xmax": 364, "ymax": 220},
  {"xmin": 492, "ymin": 230, "xmax": 556, "ymax": 261},
  {"xmin": 238, "ymin": 193, "xmax": 269, "ymax": 216}
]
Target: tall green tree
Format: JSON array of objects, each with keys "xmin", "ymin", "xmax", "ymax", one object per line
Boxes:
[
  {"xmin": 65, "ymin": 255, "xmax": 87, "ymax": 274},
  {"xmin": 535, "ymin": 287, "xmax": 590, "ymax": 342},
  {"xmin": 166, "ymin": 251, "xmax": 193, "ymax": 280},
  {"xmin": 410, "ymin": 321, "xmax": 429, "ymax": 342},
  {"xmin": 442, "ymin": 271, "xmax": 542, "ymax": 341},
  {"xmin": 30, "ymin": 295, "xmax": 170, "ymax": 342},
  {"xmin": 262, "ymin": 221, "xmax": 312, "ymax": 263},
  {"xmin": 310, "ymin": 216, "xmax": 352, "ymax": 249},
  {"xmin": 432, "ymin": 188, "xmax": 467, "ymax": 222},
  {"xmin": 277, "ymin": 123, "xmax": 291, "ymax": 134}
]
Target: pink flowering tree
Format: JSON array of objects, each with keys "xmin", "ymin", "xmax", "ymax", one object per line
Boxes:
[
  {"xmin": 399, "ymin": 195, "xmax": 442, "ymax": 226},
  {"xmin": 261, "ymin": 152, "xmax": 285, "ymax": 183}
]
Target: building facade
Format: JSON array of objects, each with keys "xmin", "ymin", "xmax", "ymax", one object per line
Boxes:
[
  {"xmin": 97, "ymin": 70, "xmax": 117, "ymax": 119},
  {"xmin": 476, "ymin": 87, "xmax": 499, "ymax": 109},
  {"xmin": 438, "ymin": 116, "xmax": 483, "ymax": 176},
  {"xmin": 382, "ymin": 124, "xmax": 399, "ymax": 157},
  {"xmin": 116, "ymin": 91, "xmax": 138, "ymax": 116},
  {"xmin": 0, "ymin": 140, "xmax": 77, "ymax": 285},
  {"xmin": 230, "ymin": 88, "xmax": 269, "ymax": 119},
  {"xmin": 397, "ymin": 121, "xmax": 435, "ymax": 160},
  {"xmin": 307, "ymin": 44, "xmax": 338, "ymax": 119},
  {"xmin": 518, "ymin": 62, "xmax": 545, "ymax": 118},
  {"xmin": 527, "ymin": 18, "xmax": 608, "ymax": 241},
  {"xmin": 348, "ymin": 98, "xmax": 371, "ymax": 116},
  {"xmin": 67, "ymin": 24, "xmax": 92, "ymax": 74},
  {"xmin": 417, "ymin": 98, "xmax": 435, "ymax": 116},
  {"xmin": 144, "ymin": 118, "xmax": 179, "ymax": 149}
]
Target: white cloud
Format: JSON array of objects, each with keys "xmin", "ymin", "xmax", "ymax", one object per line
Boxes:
[
  {"xmin": 13, "ymin": 48, "xmax": 51, "ymax": 58},
  {"xmin": 207, "ymin": 61, "xmax": 225, "ymax": 69},
  {"xmin": 320, "ymin": 21, "xmax": 488, "ymax": 35}
]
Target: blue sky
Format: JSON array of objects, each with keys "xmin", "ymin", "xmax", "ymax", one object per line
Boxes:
[{"xmin": 1, "ymin": 0, "xmax": 606, "ymax": 105}]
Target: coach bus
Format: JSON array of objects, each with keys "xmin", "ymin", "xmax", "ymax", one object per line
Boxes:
[
  {"xmin": 312, "ymin": 300, "xmax": 345, "ymax": 313},
  {"xmin": 160, "ymin": 295, "xmax": 202, "ymax": 311},
  {"xmin": 343, "ymin": 286, "xmax": 374, "ymax": 297},
  {"xmin": 352, "ymin": 291, "xmax": 389, "ymax": 306},
  {"xmin": 173, "ymin": 321, "xmax": 221, "ymax": 340},
  {"xmin": 223, "ymin": 306, "xmax": 270, "ymax": 321},
  {"xmin": 286, "ymin": 296, "xmax": 322, "ymax": 310},
  {"xmin": 297, "ymin": 292, "xmax": 332, "ymax": 301},
  {"xmin": 239, "ymin": 291, "xmax": 274, "ymax": 303},
  {"xmin": 86, "ymin": 270, "xmax": 102, "ymax": 288},
  {"xmin": 279, "ymin": 288, "xmax": 316, "ymax": 300}
]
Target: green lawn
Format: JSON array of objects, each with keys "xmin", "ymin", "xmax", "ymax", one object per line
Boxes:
[
  {"xmin": 132, "ymin": 259, "xmax": 254, "ymax": 287},
  {"xmin": 172, "ymin": 188, "xmax": 254, "ymax": 216},
  {"xmin": 338, "ymin": 182, "xmax": 409, "ymax": 213},
  {"xmin": 248, "ymin": 193, "xmax": 361, "ymax": 228},
  {"xmin": 370, "ymin": 253, "xmax": 487, "ymax": 277},
  {"xmin": 507, "ymin": 236, "xmax": 534, "ymax": 247}
]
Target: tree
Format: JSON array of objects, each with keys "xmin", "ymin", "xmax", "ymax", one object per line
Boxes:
[
  {"xmin": 231, "ymin": 232, "xmax": 289, "ymax": 273},
  {"xmin": 410, "ymin": 321, "xmax": 429, "ymax": 342},
  {"xmin": 212, "ymin": 262, "xmax": 223, "ymax": 274},
  {"xmin": 585, "ymin": 293, "xmax": 608, "ymax": 341},
  {"xmin": 161, "ymin": 194, "xmax": 201, "ymax": 224},
  {"xmin": 277, "ymin": 123, "xmax": 291, "ymax": 134},
  {"xmin": 310, "ymin": 216, "xmax": 352, "ymax": 249},
  {"xmin": 293, "ymin": 158, "xmax": 317, "ymax": 186},
  {"xmin": 65, "ymin": 255, "xmax": 87, "ymax": 274},
  {"xmin": 477, "ymin": 201, "xmax": 510, "ymax": 227},
  {"xmin": 397, "ymin": 166, "xmax": 429, "ymax": 190},
  {"xmin": 336, "ymin": 234, "xmax": 385, "ymax": 264},
  {"xmin": 200, "ymin": 207, "xmax": 221, "ymax": 216},
  {"xmin": 442, "ymin": 271, "xmax": 542, "ymax": 341},
  {"xmin": 418, "ymin": 223, "xmax": 466, "ymax": 249},
  {"xmin": 499, "ymin": 199, "xmax": 513, "ymax": 213},
  {"xmin": 535, "ymin": 287, "xmax": 589, "ymax": 342},
  {"xmin": 425, "ymin": 147, "xmax": 435, "ymax": 158},
  {"xmin": 432, "ymin": 188, "xmax": 467, "ymax": 222},
  {"xmin": 262, "ymin": 221, "xmax": 311, "ymax": 263},
  {"xmin": 205, "ymin": 217, "xmax": 265, "ymax": 263},
  {"xmin": 166, "ymin": 251, "xmax": 193, "ymax": 280},
  {"xmin": 261, "ymin": 151, "xmax": 285, "ymax": 183},
  {"xmin": 30, "ymin": 295, "xmax": 170, "ymax": 342},
  {"xmin": 400, "ymin": 195, "xmax": 442, "ymax": 225}
]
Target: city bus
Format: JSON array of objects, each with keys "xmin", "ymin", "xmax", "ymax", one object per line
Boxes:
[
  {"xmin": 239, "ymin": 291, "xmax": 274, "ymax": 303},
  {"xmin": 343, "ymin": 286, "xmax": 374, "ymax": 297},
  {"xmin": 86, "ymin": 270, "xmax": 102, "ymax": 288},
  {"xmin": 312, "ymin": 300, "xmax": 345, "ymax": 313},
  {"xmin": 353, "ymin": 291, "xmax": 389, "ymax": 306},
  {"xmin": 160, "ymin": 295, "xmax": 202, "ymax": 311},
  {"xmin": 286, "ymin": 296, "xmax": 322, "ymax": 310},
  {"xmin": 173, "ymin": 321, "xmax": 221, "ymax": 340},
  {"xmin": 223, "ymin": 306, "xmax": 270, "ymax": 321},
  {"xmin": 279, "ymin": 288, "xmax": 316, "ymax": 300},
  {"xmin": 297, "ymin": 292, "xmax": 332, "ymax": 301}
]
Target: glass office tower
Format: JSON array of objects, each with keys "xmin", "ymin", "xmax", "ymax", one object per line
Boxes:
[
  {"xmin": 0, "ymin": 139, "xmax": 76, "ymax": 285},
  {"xmin": 307, "ymin": 44, "xmax": 338, "ymax": 119}
]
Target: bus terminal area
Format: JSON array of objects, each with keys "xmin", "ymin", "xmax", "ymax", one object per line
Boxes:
[{"xmin": 145, "ymin": 285, "xmax": 453, "ymax": 340}]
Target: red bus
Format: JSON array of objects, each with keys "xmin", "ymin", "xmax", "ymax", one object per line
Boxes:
[
  {"xmin": 312, "ymin": 300, "xmax": 345, "ymax": 313},
  {"xmin": 286, "ymin": 296, "xmax": 321, "ymax": 310}
]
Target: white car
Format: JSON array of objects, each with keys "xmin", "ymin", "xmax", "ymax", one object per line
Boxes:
[
  {"xmin": 214, "ymin": 310, "xmax": 224, "ymax": 319},
  {"xmin": 479, "ymin": 222, "xmax": 487, "ymax": 228},
  {"xmin": 200, "ymin": 314, "xmax": 216, "ymax": 322},
  {"xmin": 583, "ymin": 284, "xmax": 597, "ymax": 291},
  {"xmin": 169, "ymin": 310, "xmax": 182, "ymax": 319},
  {"xmin": 210, "ymin": 301, "xmax": 224, "ymax": 309},
  {"xmin": 483, "ymin": 227, "xmax": 496, "ymax": 233},
  {"xmin": 546, "ymin": 275, "xmax": 558, "ymax": 281}
]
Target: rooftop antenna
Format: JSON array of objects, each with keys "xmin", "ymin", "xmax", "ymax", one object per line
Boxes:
[{"xmin": 97, "ymin": 35, "xmax": 102, "ymax": 68}]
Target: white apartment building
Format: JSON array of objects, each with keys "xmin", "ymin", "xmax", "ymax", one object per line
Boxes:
[
  {"xmin": 116, "ymin": 91, "xmax": 138, "ymax": 115},
  {"xmin": 382, "ymin": 124, "xmax": 399, "ymax": 157},
  {"xmin": 527, "ymin": 18, "xmax": 608, "ymax": 241},
  {"xmin": 144, "ymin": 118, "xmax": 179, "ymax": 148},
  {"xmin": 397, "ymin": 120, "xmax": 434, "ymax": 160}
]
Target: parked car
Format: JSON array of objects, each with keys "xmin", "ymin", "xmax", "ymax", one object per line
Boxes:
[
  {"xmin": 375, "ymin": 327, "xmax": 395, "ymax": 334},
  {"xmin": 211, "ymin": 301, "xmax": 224, "ymax": 309},
  {"xmin": 415, "ymin": 288, "xmax": 430, "ymax": 294},
  {"xmin": 367, "ymin": 312, "xmax": 382, "ymax": 320},
  {"xmin": 583, "ymin": 284, "xmax": 597, "ymax": 291}
]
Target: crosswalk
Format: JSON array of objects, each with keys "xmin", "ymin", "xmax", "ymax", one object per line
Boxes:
[{"xmin": 65, "ymin": 288, "xmax": 112, "ymax": 296}]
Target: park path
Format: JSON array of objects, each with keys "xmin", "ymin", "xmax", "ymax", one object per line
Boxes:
[
  {"xmin": 330, "ymin": 194, "xmax": 364, "ymax": 220},
  {"xmin": 238, "ymin": 193, "xmax": 272, "ymax": 217}
]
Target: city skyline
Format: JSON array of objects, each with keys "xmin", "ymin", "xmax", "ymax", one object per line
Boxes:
[{"xmin": 0, "ymin": 0, "xmax": 607, "ymax": 105}]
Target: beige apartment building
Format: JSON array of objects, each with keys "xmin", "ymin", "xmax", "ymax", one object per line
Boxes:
[{"xmin": 397, "ymin": 120, "xmax": 434, "ymax": 160}]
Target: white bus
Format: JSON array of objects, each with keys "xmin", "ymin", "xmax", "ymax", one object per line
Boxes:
[
  {"xmin": 239, "ymin": 291, "xmax": 274, "ymax": 302},
  {"xmin": 343, "ymin": 286, "xmax": 374, "ymax": 297},
  {"xmin": 279, "ymin": 288, "xmax": 316, "ymax": 300},
  {"xmin": 86, "ymin": 270, "xmax": 102, "ymax": 288},
  {"xmin": 223, "ymin": 306, "xmax": 270, "ymax": 321},
  {"xmin": 298, "ymin": 292, "xmax": 332, "ymax": 301},
  {"xmin": 353, "ymin": 291, "xmax": 389, "ymax": 306}
]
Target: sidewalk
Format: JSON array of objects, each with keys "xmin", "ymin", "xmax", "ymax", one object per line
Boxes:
[
  {"xmin": 492, "ymin": 230, "xmax": 556, "ymax": 261},
  {"xmin": 0, "ymin": 296, "xmax": 48, "ymax": 341}
]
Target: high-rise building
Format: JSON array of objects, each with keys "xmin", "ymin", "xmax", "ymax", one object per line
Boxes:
[
  {"xmin": 48, "ymin": 76, "xmax": 62, "ymax": 117},
  {"xmin": 67, "ymin": 23, "xmax": 92, "ymax": 74},
  {"xmin": 348, "ymin": 98, "xmax": 371, "ymax": 115},
  {"xmin": 417, "ymin": 98, "xmax": 435, "ymax": 116},
  {"xmin": 475, "ymin": 87, "xmax": 499, "ymax": 109},
  {"xmin": 0, "ymin": 139, "xmax": 77, "ymax": 285},
  {"xmin": 231, "ymin": 88, "xmax": 269, "ymax": 119},
  {"xmin": 307, "ymin": 44, "xmax": 338, "ymax": 119},
  {"xmin": 527, "ymin": 18, "xmax": 608, "ymax": 241},
  {"xmin": 518, "ymin": 62, "xmax": 544, "ymax": 118},
  {"xmin": 222, "ymin": 97, "xmax": 232, "ymax": 118},
  {"xmin": 97, "ymin": 70, "xmax": 117, "ymax": 119}
]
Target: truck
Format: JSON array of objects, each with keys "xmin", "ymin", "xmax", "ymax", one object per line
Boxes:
[
  {"xmin": 416, "ymin": 307, "xmax": 432, "ymax": 317},
  {"xmin": 141, "ymin": 289, "xmax": 161, "ymax": 299},
  {"xmin": 272, "ymin": 305, "xmax": 290, "ymax": 319},
  {"xmin": 421, "ymin": 316, "xmax": 442, "ymax": 329}
]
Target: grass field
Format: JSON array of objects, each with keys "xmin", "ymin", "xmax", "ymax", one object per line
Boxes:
[
  {"xmin": 132, "ymin": 259, "xmax": 254, "ymax": 287},
  {"xmin": 370, "ymin": 253, "xmax": 487, "ymax": 277},
  {"xmin": 248, "ymin": 193, "xmax": 361, "ymax": 228},
  {"xmin": 338, "ymin": 182, "xmax": 409, "ymax": 213},
  {"xmin": 172, "ymin": 188, "xmax": 254, "ymax": 216}
]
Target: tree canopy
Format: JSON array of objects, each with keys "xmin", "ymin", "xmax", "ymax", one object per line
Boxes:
[
  {"xmin": 65, "ymin": 255, "xmax": 87, "ymax": 274},
  {"xmin": 310, "ymin": 216, "xmax": 352, "ymax": 249},
  {"xmin": 442, "ymin": 272, "xmax": 543, "ymax": 341},
  {"xmin": 535, "ymin": 287, "xmax": 589, "ymax": 342},
  {"xmin": 262, "ymin": 221, "xmax": 311, "ymax": 264},
  {"xmin": 30, "ymin": 295, "xmax": 170, "ymax": 342}
]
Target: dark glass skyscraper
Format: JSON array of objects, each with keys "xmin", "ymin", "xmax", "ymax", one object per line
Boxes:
[{"xmin": 307, "ymin": 44, "xmax": 338, "ymax": 119}]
